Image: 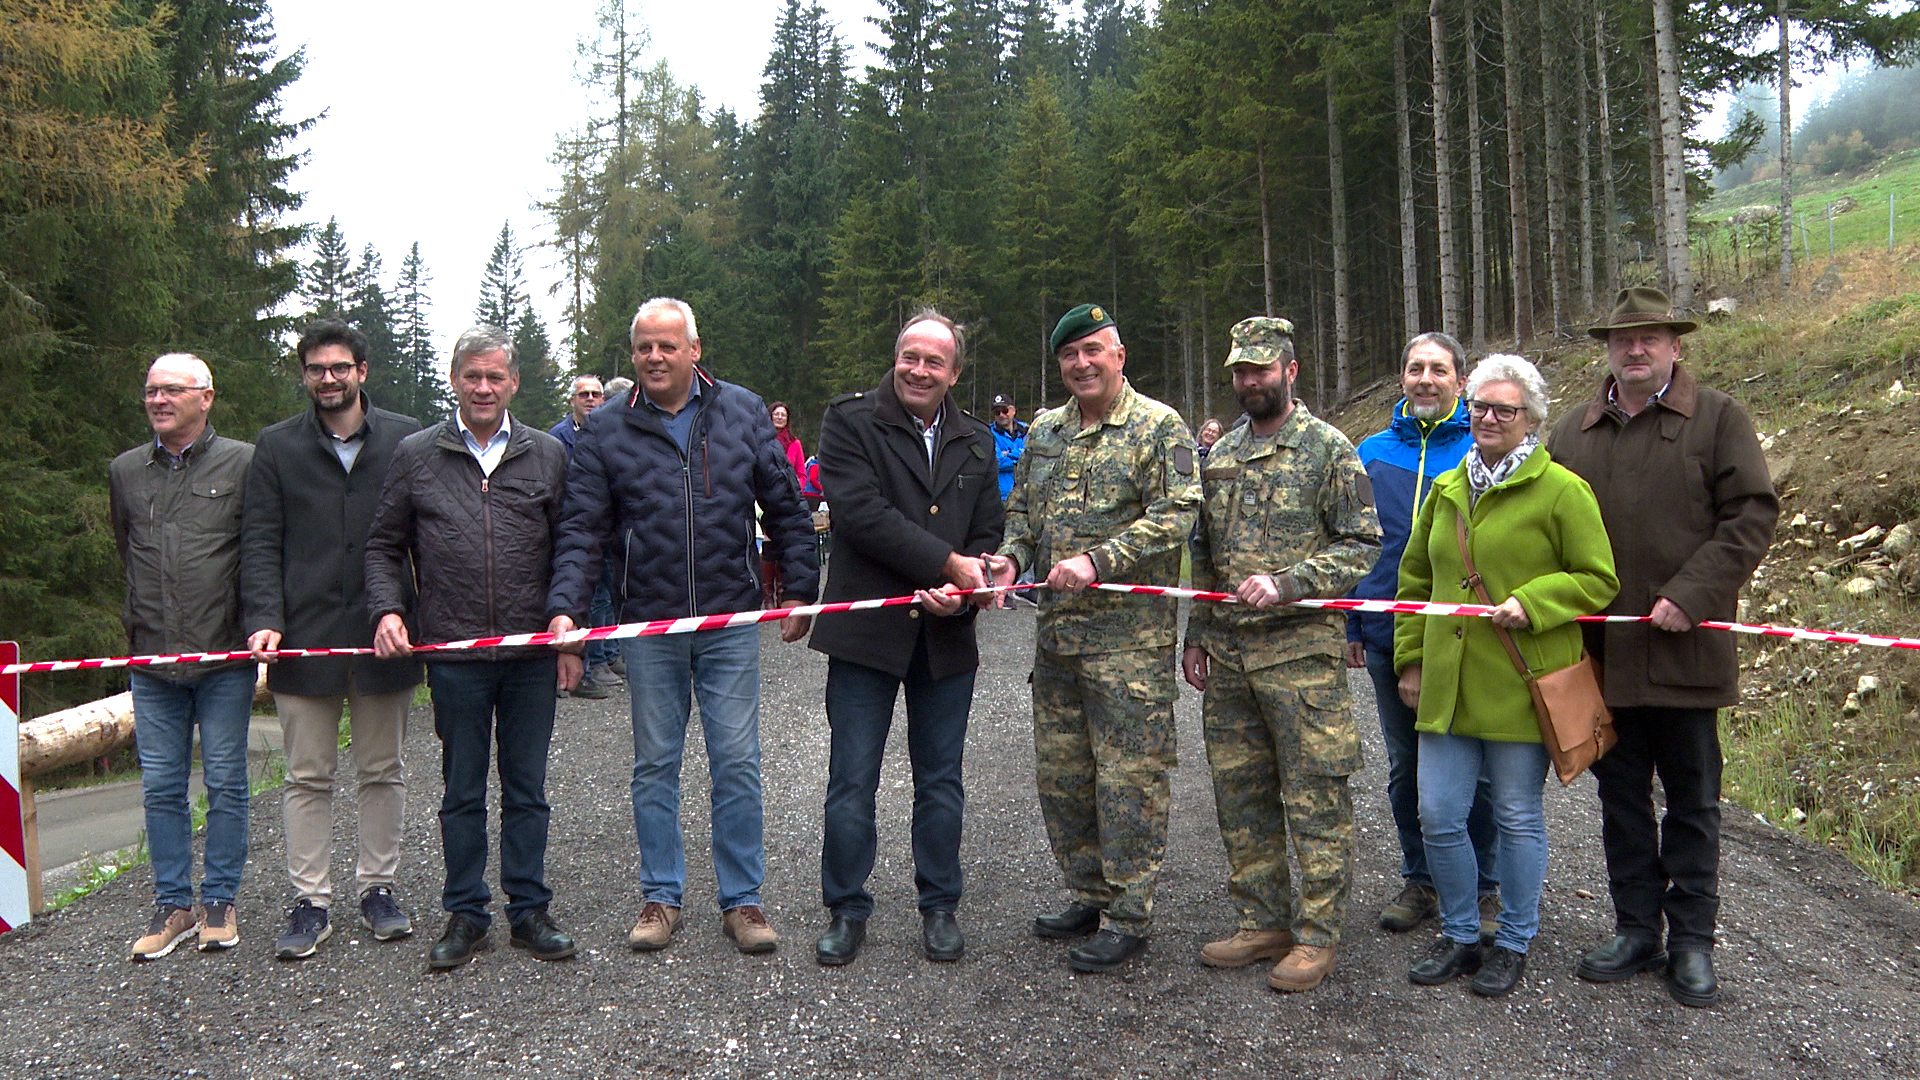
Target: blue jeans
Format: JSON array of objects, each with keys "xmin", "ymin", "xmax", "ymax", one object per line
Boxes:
[
  {"xmin": 426, "ymin": 657, "xmax": 557, "ymax": 928},
  {"xmin": 587, "ymin": 563, "xmax": 617, "ymax": 668},
  {"xmin": 1417, "ymin": 732, "xmax": 1551, "ymax": 953},
  {"xmin": 130, "ymin": 667, "xmax": 255, "ymax": 908},
  {"xmin": 624, "ymin": 625, "xmax": 764, "ymax": 911},
  {"xmin": 822, "ymin": 646, "xmax": 974, "ymax": 919},
  {"xmin": 1365, "ymin": 648, "xmax": 1497, "ymax": 893}
]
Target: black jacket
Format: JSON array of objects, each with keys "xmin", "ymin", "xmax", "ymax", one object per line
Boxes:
[
  {"xmin": 807, "ymin": 378, "xmax": 1004, "ymax": 680},
  {"xmin": 242, "ymin": 397, "xmax": 423, "ymax": 696},
  {"xmin": 109, "ymin": 426, "xmax": 253, "ymax": 680},
  {"xmin": 546, "ymin": 372, "xmax": 819, "ymax": 623},
  {"xmin": 364, "ymin": 416, "xmax": 569, "ymax": 662}
]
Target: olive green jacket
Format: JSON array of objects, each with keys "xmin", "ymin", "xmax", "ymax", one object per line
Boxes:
[{"xmin": 1394, "ymin": 447, "xmax": 1619, "ymax": 742}]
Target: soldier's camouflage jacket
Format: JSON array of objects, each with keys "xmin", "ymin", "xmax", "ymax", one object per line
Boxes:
[
  {"xmin": 1187, "ymin": 402, "xmax": 1382, "ymax": 671},
  {"xmin": 999, "ymin": 379, "xmax": 1201, "ymax": 655}
]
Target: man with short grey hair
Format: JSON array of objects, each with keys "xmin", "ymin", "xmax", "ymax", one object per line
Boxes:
[
  {"xmin": 547, "ymin": 297, "xmax": 818, "ymax": 957},
  {"xmin": 366, "ymin": 324, "xmax": 577, "ymax": 970},
  {"xmin": 549, "ymin": 373, "xmax": 619, "ymax": 699},
  {"xmin": 113, "ymin": 352, "xmax": 254, "ymax": 960}
]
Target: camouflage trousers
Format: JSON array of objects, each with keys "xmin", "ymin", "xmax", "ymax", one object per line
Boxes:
[
  {"xmin": 1031, "ymin": 646, "xmax": 1178, "ymax": 936},
  {"xmin": 1201, "ymin": 650, "xmax": 1361, "ymax": 947}
]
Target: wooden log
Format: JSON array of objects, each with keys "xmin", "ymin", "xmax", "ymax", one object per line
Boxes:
[{"xmin": 19, "ymin": 668, "xmax": 269, "ymax": 778}]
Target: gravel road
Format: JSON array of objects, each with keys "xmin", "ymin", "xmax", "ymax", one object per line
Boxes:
[{"xmin": 2, "ymin": 606, "xmax": 1915, "ymax": 1079}]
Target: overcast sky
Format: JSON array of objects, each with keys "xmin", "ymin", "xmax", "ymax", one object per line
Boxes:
[{"xmin": 270, "ymin": 0, "xmax": 884, "ymax": 357}]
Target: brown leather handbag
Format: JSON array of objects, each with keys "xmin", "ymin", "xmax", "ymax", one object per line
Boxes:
[{"xmin": 1454, "ymin": 513, "xmax": 1616, "ymax": 786}]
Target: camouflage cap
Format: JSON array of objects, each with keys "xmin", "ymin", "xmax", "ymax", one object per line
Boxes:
[
  {"xmin": 1050, "ymin": 303, "xmax": 1118, "ymax": 354},
  {"xmin": 1223, "ymin": 316, "xmax": 1297, "ymax": 368}
]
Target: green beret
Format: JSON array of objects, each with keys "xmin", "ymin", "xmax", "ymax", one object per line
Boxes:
[
  {"xmin": 1223, "ymin": 316, "xmax": 1296, "ymax": 368},
  {"xmin": 1050, "ymin": 303, "xmax": 1118, "ymax": 354}
]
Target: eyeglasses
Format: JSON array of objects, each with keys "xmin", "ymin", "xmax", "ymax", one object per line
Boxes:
[
  {"xmin": 302, "ymin": 361, "xmax": 360, "ymax": 380},
  {"xmin": 143, "ymin": 384, "xmax": 207, "ymax": 401},
  {"xmin": 575, "ymin": 389, "xmax": 604, "ymax": 398},
  {"xmin": 1466, "ymin": 399, "xmax": 1522, "ymax": 423}
]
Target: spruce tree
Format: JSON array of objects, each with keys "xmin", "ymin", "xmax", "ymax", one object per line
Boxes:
[
  {"xmin": 303, "ymin": 218, "xmax": 355, "ymax": 320},
  {"xmin": 392, "ymin": 242, "xmax": 446, "ymax": 422}
]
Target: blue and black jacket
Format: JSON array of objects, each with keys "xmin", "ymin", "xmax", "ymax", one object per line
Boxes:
[{"xmin": 1346, "ymin": 398, "xmax": 1473, "ymax": 654}]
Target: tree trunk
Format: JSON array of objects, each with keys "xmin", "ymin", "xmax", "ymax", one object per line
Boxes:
[
  {"xmin": 1577, "ymin": 10, "xmax": 1597, "ymax": 318},
  {"xmin": 1500, "ymin": 0, "xmax": 1534, "ymax": 345},
  {"xmin": 1258, "ymin": 148, "xmax": 1277, "ymax": 316},
  {"xmin": 1397, "ymin": 29, "xmax": 1422, "ymax": 340},
  {"xmin": 1647, "ymin": 82, "xmax": 1669, "ymax": 289},
  {"xmin": 1652, "ymin": 0, "xmax": 1693, "ymax": 309},
  {"xmin": 1327, "ymin": 67, "xmax": 1353, "ymax": 403},
  {"xmin": 1466, "ymin": 0, "xmax": 1489, "ymax": 349},
  {"xmin": 1778, "ymin": 0, "xmax": 1794, "ymax": 288},
  {"xmin": 1595, "ymin": 8, "xmax": 1620, "ymax": 293},
  {"xmin": 1429, "ymin": 0, "xmax": 1462, "ymax": 337},
  {"xmin": 1199, "ymin": 283, "xmax": 1213, "ymax": 420},
  {"xmin": 1539, "ymin": 0, "xmax": 1570, "ymax": 335}
]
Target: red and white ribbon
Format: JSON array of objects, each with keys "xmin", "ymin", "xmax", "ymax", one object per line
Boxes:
[{"xmin": 6, "ymin": 583, "xmax": 1918, "ymax": 675}]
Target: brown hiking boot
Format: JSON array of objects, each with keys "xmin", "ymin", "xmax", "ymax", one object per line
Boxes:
[
  {"xmin": 129, "ymin": 904, "xmax": 198, "ymax": 962},
  {"xmin": 196, "ymin": 901, "xmax": 239, "ymax": 951},
  {"xmin": 1478, "ymin": 892, "xmax": 1503, "ymax": 945},
  {"xmin": 1379, "ymin": 882, "xmax": 1439, "ymax": 932},
  {"xmin": 1199, "ymin": 928, "xmax": 1294, "ymax": 968},
  {"xmin": 722, "ymin": 905, "xmax": 779, "ymax": 954},
  {"xmin": 1267, "ymin": 944, "xmax": 1337, "ymax": 993},
  {"xmin": 627, "ymin": 902, "xmax": 683, "ymax": 951}
]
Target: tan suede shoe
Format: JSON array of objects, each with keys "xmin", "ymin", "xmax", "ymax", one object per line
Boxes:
[
  {"xmin": 722, "ymin": 905, "xmax": 779, "ymax": 954},
  {"xmin": 129, "ymin": 904, "xmax": 198, "ymax": 962},
  {"xmin": 1267, "ymin": 944, "xmax": 1336, "ymax": 992},
  {"xmin": 627, "ymin": 901, "xmax": 683, "ymax": 951},
  {"xmin": 1199, "ymin": 927, "xmax": 1294, "ymax": 968},
  {"xmin": 196, "ymin": 901, "xmax": 239, "ymax": 951}
]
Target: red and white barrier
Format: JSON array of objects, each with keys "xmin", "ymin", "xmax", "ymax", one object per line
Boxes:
[
  {"xmin": 1, "ymin": 641, "xmax": 29, "ymax": 933},
  {"xmin": 6, "ymin": 585, "xmax": 1919, "ymax": 678}
]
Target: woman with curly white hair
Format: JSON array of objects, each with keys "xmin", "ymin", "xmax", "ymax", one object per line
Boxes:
[{"xmin": 1394, "ymin": 353, "xmax": 1619, "ymax": 996}]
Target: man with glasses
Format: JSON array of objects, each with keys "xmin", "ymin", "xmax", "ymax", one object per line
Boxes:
[
  {"xmin": 549, "ymin": 375, "xmax": 620, "ymax": 700},
  {"xmin": 112, "ymin": 353, "xmax": 254, "ymax": 960},
  {"xmin": 242, "ymin": 320, "xmax": 424, "ymax": 960}
]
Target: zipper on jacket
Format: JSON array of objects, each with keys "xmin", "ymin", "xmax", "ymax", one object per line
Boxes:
[
  {"xmin": 682, "ymin": 456, "xmax": 698, "ymax": 614},
  {"xmin": 481, "ymin": 475, "xmax": 497, "ymax": 634}
]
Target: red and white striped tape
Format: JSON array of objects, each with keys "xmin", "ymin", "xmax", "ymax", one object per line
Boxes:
[
  {"xmin": 5, "ymin": 584, "xmax": 1918, "ymax": 676},
  {"xmin": 1, "ymin": 641, "xmax": 30, "ymax": 932}
]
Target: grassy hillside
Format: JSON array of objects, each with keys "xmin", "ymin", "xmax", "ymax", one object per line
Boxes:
[
  {"xmin": 1329, "ymin": 245, "xmax": 1920, "ymax": 894},
  {"xmin": 1698, "ymin": 149, "xmax": 1920, "ymax": 272}
]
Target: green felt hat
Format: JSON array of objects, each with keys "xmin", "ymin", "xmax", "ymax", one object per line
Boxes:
[
  {"xmin": 1050, "ymin": 303, "xmax": 1117, "ymax": 354},
  {"xmin": 1588, "ymin": 286, "xmax": 1698, "ymax": 340}
]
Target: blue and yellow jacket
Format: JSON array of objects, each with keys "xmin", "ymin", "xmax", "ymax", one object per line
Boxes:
[{"xmin": 1346, "ymin": 398, "xmax": 1472, "ymax": 654}]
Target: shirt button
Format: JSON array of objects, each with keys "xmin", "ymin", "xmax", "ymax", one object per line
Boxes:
[
  {"xmin": 929, "ymin": 505, "xmax": 940, "ymax": 515},
  {"xmin": 1455, "ymin": 627, "xmax": 1464, "ymax": 638},
  {"xmin": 909, "ymin": 609, "xmax": 921, "ymax": 619}
]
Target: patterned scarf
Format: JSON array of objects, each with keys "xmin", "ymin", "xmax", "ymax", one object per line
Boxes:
[{"xmin": 1464, "ymin": 432, "xmax": 1539, "ymax": 508}]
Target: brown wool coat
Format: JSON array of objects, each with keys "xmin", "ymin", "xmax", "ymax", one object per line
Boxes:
[{"xmin": 1546, "ymin": 363, "xmax": 1779, "ymax": 709}]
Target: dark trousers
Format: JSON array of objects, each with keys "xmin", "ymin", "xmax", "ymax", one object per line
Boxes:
[
  {"xmin": 821, "ymin": 643, "xmax": 974, "ymax": 919},
  {"xmin": 1591, "ymin": 705, "xmax": 1722, "ymax": 952},
  {"xmin": 427, "ymin": 657, "xmax": 557, "ymax": 928}
]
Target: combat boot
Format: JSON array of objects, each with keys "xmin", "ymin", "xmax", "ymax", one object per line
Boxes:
[
  {"xmin": 1199, "ymin": 928, "xmax": 1293, "ymax": 968},
  {"xmin": 1267, "ymin": 944, "xmax": 1336, "ymax": 992}
]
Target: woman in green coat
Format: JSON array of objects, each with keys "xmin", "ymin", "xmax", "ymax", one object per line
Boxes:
[{"xmin": 1394, "ymin": 354, "xmax": 1618, "ymax": 997}]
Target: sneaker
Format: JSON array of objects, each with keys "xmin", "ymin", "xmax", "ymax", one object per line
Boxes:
[
  {"xmin": 1199, "ymin": 928, "xmax": 1294, "ymax": 968},
  {"xmin": 1478, "ymin": 892, "xmax": 1502, "ymax": 946},
  {"xmin": 197, "ymin": 901, "xmax": 239, "ymax": 952},
  {"xmin": 1379, "ymin": 882, "xmax": 1439, "ymax": 932},
  {"xmin": 1267, "ymin": 944, "xmax": 1337, "ymax": 993},
  {"xmin": 722, "ymin": 905, "xmax": 779, "ymax": 954},
  {"xmin": 360, "ymin": 886, "xmax": 413, "ymax": 941},
  {"xmin": 570, "ymin": 672, "xmax": 613, "ymax": 700},
  {"xmin": 589, "ymin": 662, "xmax": 624, "ymax": 685},
  {"xmin": 275, "ymin": 898, "xmax": 332, "ymax": 961},
  {"xmin": 606, "ymin": 656, "xmax": 627, "ymax": 678},
  {"xmin": 627, "ymin": 901, "xmax": 683, "ymax": 951},
  {"xmin": 129, "ymin": 904, "xmax": 198, "ymax": 961}
]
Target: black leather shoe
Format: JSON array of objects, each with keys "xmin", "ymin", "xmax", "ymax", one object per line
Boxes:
[
  {"xmin": 427, "ymin": 914, "xmax": 490, "ymax": 970},
  {"xmin": 1665, "ymin": 950, "xmax": 1720, "ymax": 1008},
  {"xmin": 1034, "ymin": 902, "xmax": 1102, "ymax": 939},
  {"xmin": 1408, "ymin": 937, "xmax": 1483, "ymax": 985},
  {"xmin": 1468, "ymin": 944, "xmax": 1526, "ymax": 997},
  {"xmin": 922, "ymin": 910, "xmax": 964, "ymax": 962},
  {"xmin": 1574, "ymin": 934, "xmax": 1667, "ymax": 983},
  {"xmin": 509, "ymin": 909, "xmax": 576, "ymax": 961},
  {"xmin": 1066, "ymin": 928, "xmax": 1148, "ymax": 972},
  {"xmin": 814, "ymin": 915, "xmax": 866, "ymax": 966}
]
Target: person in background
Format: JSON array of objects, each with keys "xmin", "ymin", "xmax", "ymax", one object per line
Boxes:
[
  {"xmin": 550, "ymin": 374, "xmax": 619, "ymax": 701},
  {"xmin": 1396, "ymin": 354, "xmax": 1616, "ymax": 998},
  {"xmin": 113, "ymin": 352, "xmax": 254, "ymax": 961},
  {"xmin": 990, "ymin": 393, "xmax": 1027, "ymax": 500},
  {"xmin": 1348, "ymin": 332, "xmax": 1499, "ymax": 941},
  {"xmin": 771, "ymin": 401, "xmax": 805, "ymax": 483},
  {"xmin": 243, "ymin": 319, "xmax": 423, "ymax": 962},
  {"xmin": 1196, "ymin": 417, "xmax": 1225, "ymax": 461}
]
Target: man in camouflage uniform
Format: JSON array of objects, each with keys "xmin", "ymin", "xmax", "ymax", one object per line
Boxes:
[
  {"xmin": 1181, "ymin": 316, "xmax": 1381, "ymax": 993},
  {"xmin": 988, "ymin": 303, "xmax": 1201, "ymax": 973}
]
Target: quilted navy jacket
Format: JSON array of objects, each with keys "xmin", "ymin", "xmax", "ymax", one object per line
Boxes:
[{"xmin": 546, "ymin": 370, "xmax": 819, "ymax": 623}]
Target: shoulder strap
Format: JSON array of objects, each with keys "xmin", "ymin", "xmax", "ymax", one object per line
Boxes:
[{"xmin": 1453, "ymin": 510, "xmax": 1536, "ymax": 686}]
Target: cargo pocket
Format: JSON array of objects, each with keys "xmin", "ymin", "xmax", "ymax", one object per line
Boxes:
[{"xmin": 1299, "ymin": 683, "xmax": 1363, "ymax": 776}]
